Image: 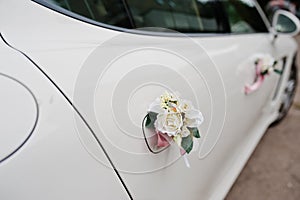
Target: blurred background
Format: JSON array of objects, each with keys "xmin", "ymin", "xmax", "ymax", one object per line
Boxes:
[
  {"xmin": 226, "ymin": 1, "xmax": 300, "ymax": 199},
  {"xmin": 259, "ymin": 0, "xmax": 300, "ymax": 19}
]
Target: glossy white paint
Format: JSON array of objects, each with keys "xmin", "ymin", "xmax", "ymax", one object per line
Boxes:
[
  {"xmin": 0, "ymin": 0, "xmax": 298, "ymax": 199},
  {"xmin": 0, "ymin": 25, "xmax": 129, "ymax": 200},
  {"xmin": 0, "ymin": 74, "xmax": 37, "ymax": 162}
]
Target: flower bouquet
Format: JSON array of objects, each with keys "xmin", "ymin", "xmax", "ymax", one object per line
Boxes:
[
  {"xmin": 245, "ymin": 55, "xmax": 282, "ymax": 94},
  {"xmin": 143, "ymin": 92, "xmax": 204, "ymax": 167}
]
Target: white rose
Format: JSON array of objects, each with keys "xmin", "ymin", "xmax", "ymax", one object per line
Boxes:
[
  {"xmin": 258, "ymin": 55, "xmax": 275, "ymax": 73},
  {"xmin": 173, "ymin": 134, "xmax": 182, "ymax": 147},
  {"xmin": 181, "ymin": 125, "xmax": 191, "ymax": 137},
  {"xmin": 148, "ymin": 98, "xmax": 162, "ymax": 113},
  {"xmin": 268, "ymin": 67, "xmax": 274, "ymax": 73},
  {"xmin": 178, "ymin": 100, "xmax": 193, "ymax": 112},
  {"xmin": 184, "ymin": 109, "xmax": 204, "ymax": 128},
  {"xmin": 155, "ymin": 112, "xmax": 183, "ymax": 136}
]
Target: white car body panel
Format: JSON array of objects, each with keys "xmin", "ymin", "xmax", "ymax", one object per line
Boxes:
[
  {"xmin": 0, "ymin": 73, "xmax": 37, "ymax": 162},
  {"xmin": 0, "ymin": 0, "xmax": 298, "ymax": 199},
  {"xmin": 0, "ymin": 29, "xmax": 130, "ymax": 200}
]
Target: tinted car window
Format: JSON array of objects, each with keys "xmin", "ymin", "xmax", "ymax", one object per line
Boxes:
[
  {"xmin": 37, "ymin": 0, "xmax": 267, "ymax": 34},
  {"xmin": 222, "ymin": 0, "xmax": 268, "ymax": 33},
  {"xmin": 127, "ymin": 0, "xmax": 228, "ymax": 33},
  {"xmin": 43, "ymin": 0, "xmax": 132, "ymax": 28}
]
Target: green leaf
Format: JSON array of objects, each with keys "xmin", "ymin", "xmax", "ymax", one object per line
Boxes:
[
  {"xmin": 261, "ymin": 70, "xmax": 269, "ymax": 76},
  {"xmin": 145, "ymin": 115, "xmax": 152, "ymax": 127},
  {"xmin": 274, "ymin": 69, "xmax": 282, "ymax": 75},
  {"xmin": 188, "ymin": 127, "xmax": 200, "ymax": 138},
  {"xmin": 181, "ymin": 135, "xmax": 193, "ymax": 154},
  {"xmin": 145, "ymin": 112, "xmax": 157, "ymax": 127}
]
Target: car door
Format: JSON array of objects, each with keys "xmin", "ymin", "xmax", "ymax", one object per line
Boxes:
[
  {"xmin": 72, "ymin": 1, "xmax": 286, "ymax": 199},
  {"xmin": 105, "ymin": 1, "xmax": 288, "ymax": 199},
  {"xmin": 1, "ymin": 0, "xmax": 297, "ymax": 199}
]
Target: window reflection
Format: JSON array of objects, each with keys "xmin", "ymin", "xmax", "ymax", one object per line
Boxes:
[{"xmin": 41, "ymin": 0, "xmax": 268, "ymax": 34}]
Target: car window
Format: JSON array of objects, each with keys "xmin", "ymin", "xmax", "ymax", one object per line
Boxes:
[
  {"xmin": 36, "ymin": 0, "xmax": 267, "ymax": 34},
  {"xmin": 222, "ymin": 0, "xmax": 268, "ymax": 33},
  {"xmin": 43, "ymin": 0, "xmax": 132, "ymax": 28},
  {"xmin": 126, "ymin": 0, "xmax": 228, "ymax": 33}
]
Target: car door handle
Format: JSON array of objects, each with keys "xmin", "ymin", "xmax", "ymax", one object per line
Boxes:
[{"xmin": 245, "ymin": 56, "xmax": 281, "ymax": 95}]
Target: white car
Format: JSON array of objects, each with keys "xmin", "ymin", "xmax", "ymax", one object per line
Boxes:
[{"xmin": 0, "ymin": 0, "xmax": 299, "ymax": 199}]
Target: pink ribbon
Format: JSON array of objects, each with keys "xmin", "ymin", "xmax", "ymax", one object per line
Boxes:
[
  {"xmin": 156, "ymin": 132, "xmax": 170, "ymax": 148},
  {"xmin": 180, "ymin": 148, "xmax": 186, "ymax": 155},
  {"xmin": 245, "ymin": 61, "xmax": 265, "ymax": 95},
  {"xmin": 157, "ymin": 133, "xmax": 191, "ymax": 168}
]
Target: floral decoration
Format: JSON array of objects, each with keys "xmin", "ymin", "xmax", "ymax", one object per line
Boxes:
[
  {"xmin": 143, "ymin": 91, "xmax": 204, "ymax": 167},
  {"xmin": 245, "ymin": 55, "xmax": 282, "ymax": 94}
]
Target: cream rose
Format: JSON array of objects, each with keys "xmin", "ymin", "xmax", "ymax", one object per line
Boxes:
[
  {"xmin": 181, "ymin": 125, "xmax": 191, "ymax": 137},
  {"xmin": 258, "ymin": 55, "xmax": 275, "ymax": 73},
  {"xmin": 184, "ymin": 109, "xmax": 204, "ymax": 128},
  {"xmin": 178, "ymin": 100, "xmax": 193, "ymax": 112},
  {"xmin": 154, "ymin": 112, "xmax": 183, "ymax": 136}
]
